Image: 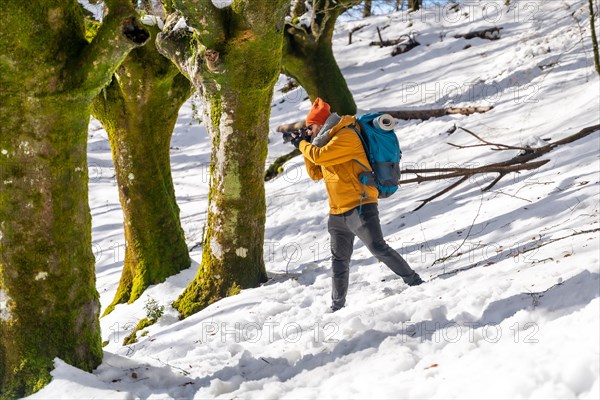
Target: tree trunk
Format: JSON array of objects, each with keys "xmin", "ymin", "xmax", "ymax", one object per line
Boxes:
[
  {"xmin": 589, "ymin": 0, "xmax": 600, "ymax": 76},
  {"xmin": 92, "ymin": 27, "xmax": 193, "ymax": 316},
  {"xmin": 291, "ymin": 0, "xmax": 307, "ymax": 19},
  {"xmin": 0, "ymin": 1, "xmax": 148, "ymax": 397},
  {"xmin": 157, "ymin": 1, "xmax": 288, "ymax": 318},
  {"xmin": 283, "ymin": 31, "xmax": 357, "ymax": 115},
  {"xmin": 282, "ymin": 0, "xmax": 362, "ymax": 115},
  {"xmin": 409, "ymin": 0, "xmax": 421, "ymax": 12},
  {"xmin": 363, "ymin": 0, "xmax": 372, "ymax": 17}
]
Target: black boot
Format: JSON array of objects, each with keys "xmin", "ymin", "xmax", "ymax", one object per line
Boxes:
[{"xmin": 405, "ymin": 272, "xmax": 424, "ymax": 286}]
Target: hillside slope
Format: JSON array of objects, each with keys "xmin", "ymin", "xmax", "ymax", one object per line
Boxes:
[{"xmin": 29, "ymin": 1, "xmax": 599, "ymax": 399}]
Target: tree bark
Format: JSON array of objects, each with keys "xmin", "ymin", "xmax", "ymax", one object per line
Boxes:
[
  {"xmin": 291, "ymin": 0, "xmax": 307, "ymax": 18},
  {"xmin": 282, "ymin": 0, "xmax": 362, "ymax": 115},
  {"xmin": 0, "ymin": 1, "xmax": 148, "ymax": 397},
  {"xmin": 408, "ymin": 0, "xmax": 421, "ymax": 12},
  {"xmin": 363, "ymin": 0, "xmax": 372, "ymax": 18},
  {"xmin": 589, "ymin": 0, "xmax": 600, "ymax": 76},
  {"xmin": 92, "ymin": 27, "xmax": 193, "ymax": 316},
  {"xmin": 157, "ymin": 1, "xmax": 288, "ymax": 318}
]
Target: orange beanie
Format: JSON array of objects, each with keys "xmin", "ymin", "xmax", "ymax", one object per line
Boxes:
[{"xmin": 305, "ymin": 97, "xmax": 331, "ymax": 126}]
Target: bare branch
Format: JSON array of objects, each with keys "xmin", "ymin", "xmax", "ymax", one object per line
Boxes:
[
  {"xmin": 413, "ymin": 176, "xmax": 469, "ymax": 211},
  {"xmin": 400, "ymin": 123, "xmax": 599, "ymax": 210},
  {"xmin": 433, "ymin": 228, "xmax": 600, "ymax": 279},
  {"xmin": 74, "ymin": 0, "xmax": 150, "ymax": 93},
  {"xmin": 432, "ymin": 193, "xmax": 485, "ymax": 265},
  {"xmin": 456, "ymin": 126, "xmax": 531, "ymax": 151},
  {"xmin": 400, "ymin": 160, "xmax": 550, "ymax": 184},
  {"xmin": 276, "ymin": 105, "xmax": 494, "ymax": 132},
  {"xmin": 386, "ymin": 106, "xmax": 493, "ymax": 120},
  {"xmin": 156, "ymin": 13, "xmax": 205, "ymax": 87},
  {"xmin": 454, "ymin": 26, "xmax": 503, "ymax": 40}
]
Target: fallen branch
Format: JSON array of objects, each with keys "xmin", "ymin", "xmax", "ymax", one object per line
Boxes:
[
  {"xmin": 391, "ymin": 38, "xmax": 420, "ymax": 56},
  {"xmin": 386, "ymin": 106, "xmax": 493, "ymax": 120},
  {"xmin": 275, "ymin": 106, "xmax": 493, "ymax": 133},
  {"xmin": 454, "ymin": 26, "xmax": 503, "ymax": 40},
  {"xmin": 276, "ymin": 120, "xmax": 305, "ymax": 132},
  {"xmin": 400, "ymin": 159, "xmax": 550, "ymax": 184},
  {"xmin": 150, "ymin": 356, "xmax": 191, "ymax": 376},
  {"xmin": 433, "ymin": 228, "xmax": 600, "ymax": 279},
  {"xmin": 520, "ymin": 228, "xmax": 600, "ymax": 255},
  {"xmin": 400, "ymin": 124, "xmax": 600, "ymax": 210},
  {"xmin": 448, "ymin": 126, "xmax": 532, "ymax": 151},
  {"xmin": 433, "ymin": 193, "xmax": 485, "ymax": 267},
  {"xmin": 348, "ymin": 24, "xmax": 367, "ymax": 45},
  {"xmin": 265, "ymin": 149, "xmax": 301, "ymax": 181}
]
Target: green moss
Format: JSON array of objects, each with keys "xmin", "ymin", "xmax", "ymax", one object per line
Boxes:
[
  {"xmin": 265, "ymin": 149, "xmax": 301, "ymax": 181},
  {"xmin": 84, "ymin": 17, "xmax": 101, "ymax": 43},
  {"xmin": 93, "ymin": 29, "xmax": 193, "ymax": 316},
  {"xmin": 0, "ymin": 97, "xmax": 103, "ymax": 399},
  {"xmin": 122, "ymin": 317, "xmax": 154, "ymax": 346},
  {"xmin": 0, "ymin": 1, "xmax": 147, "ymax": 395},
  {"xmin": 0, "ymin": 357, "xmax": 52, "ymax": 400},
  {"xmin": 281, "ymin": 15, "xmax": 357, "ymax": 115},
  {"xmin": 170, "ymin": 0, "xmax": 288, "ymax": 320},
  {"xmin": 227, "ymin": 283, "xmax": 242, "ymax": 297}
]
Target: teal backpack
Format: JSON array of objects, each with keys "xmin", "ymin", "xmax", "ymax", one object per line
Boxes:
[{"xmin": 349, "ymin": 113, "xmax": 402, "ymax": 199}]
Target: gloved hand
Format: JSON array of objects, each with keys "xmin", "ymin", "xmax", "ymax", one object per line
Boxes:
[{"xmin": 291, "ymin": 135, "xmax": 306, "ymax": 149}]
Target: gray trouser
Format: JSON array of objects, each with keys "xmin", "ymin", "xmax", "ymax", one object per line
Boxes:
[{"xmin": 328, "ymin": 203, "xmax": 417, "ymax": 309}]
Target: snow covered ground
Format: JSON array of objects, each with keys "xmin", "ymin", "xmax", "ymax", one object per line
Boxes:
[{"xmin": 28, "ymin": 1, "xmax": 599, "ymax": 399}]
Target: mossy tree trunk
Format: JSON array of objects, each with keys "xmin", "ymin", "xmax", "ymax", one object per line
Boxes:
[
  {"xmin": 0, "ymin": 1, "xmax": 149, "ymax": 398},
  {"xmin": 92, "ymin": 26, "xmax": 193, "ymax": 316},
  {"xmin": 282, "ymin": 0, "xmax": 361, "ymax": 115},
  {"xmin": 156, "ymin": 0, "xmax": 289, "ymax": 318}
]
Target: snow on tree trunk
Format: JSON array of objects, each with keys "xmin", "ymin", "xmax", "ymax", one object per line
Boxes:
[
  {"xmin": 0, "ymin": 1, "xmax": 149, "ymax": 397},
  {"xmin": 92, "ymin": 27, "xmax": 193, "ymax": 316},
  {"xmin": 157, "ymin": 1, "xmax": 288, "ymax": 318}
]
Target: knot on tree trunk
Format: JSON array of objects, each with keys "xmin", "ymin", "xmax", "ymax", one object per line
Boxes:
[
  {"xmin": 123, "ymin": 17, "xmax": 150, "ymax": 45},
  {"xmin": 205, "ymin": 49, "xmax": 220, "ymax": 72}
]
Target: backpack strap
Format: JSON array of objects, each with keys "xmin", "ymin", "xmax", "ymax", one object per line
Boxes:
[{"xmin": 348, "ymin": 123, "xmax": 376, "ymax": 215}]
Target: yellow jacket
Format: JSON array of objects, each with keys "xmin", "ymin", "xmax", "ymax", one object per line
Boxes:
[{"xmin": 299, "ymin": 115, "xmax": 379, "ymax": 214}]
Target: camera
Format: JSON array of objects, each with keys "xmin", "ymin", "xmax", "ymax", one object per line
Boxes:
[{"xmin": 282, "ymin": 126, "xmax": 310, "ymax": 144}]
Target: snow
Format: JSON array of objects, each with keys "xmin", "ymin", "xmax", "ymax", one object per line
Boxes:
[
  {"xmin": 212, "ymin": 0, "xmax": 234, "ymax": 9},
  {"xmin": 26, "ymin": 1, "xmax": 599, "ymax": 399},
  {"xmin": 173, "ymin": 16, "xmax": 190, "ymax": 32},
  {"xmin": 0, "ymin": 289, "xmax": 12, "ymax": 322},
  {"xmin": 77, "ymin": 0, "xmax": 104, "ymax": 21},
  {"xmin": 140, "ymin": 15, "xmax": 165, "ymax": 31}
]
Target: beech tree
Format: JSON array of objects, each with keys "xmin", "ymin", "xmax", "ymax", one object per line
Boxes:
[
  {"xmin": 282, "ymin": 0, "xmax": 362, "ymax": 115},
  {"xmin": 408, "ymin": 0, "xmax": 422, "ymax": 12},
  {"xmin": 589, "ymin": 0, "xmax": 600, "ymax": 76},
  {"xmin": 92, "ymin": 20, "xmax": 193, "ymax": 316},
  {"xmin": 156, "ymin": 0, "xmax": 289, "ymax": 318},
  {"xmin": 363, "ymin": 0, "xmax": 373, "ymax": 17},
  {"xmin": 0, "ymin": 0, "xmax": 149, "ymax": 397}
]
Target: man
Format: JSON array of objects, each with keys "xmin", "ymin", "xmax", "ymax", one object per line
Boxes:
[{"xmin": 291, "ymin": 97, "xmax": 423, "ymax": 312}]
